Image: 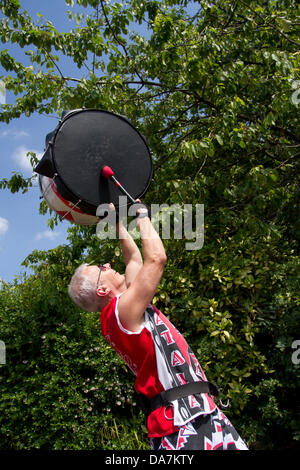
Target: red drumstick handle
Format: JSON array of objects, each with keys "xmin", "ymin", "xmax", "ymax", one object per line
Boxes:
[{"xmin": 101, "ymin": 166, "xmax": 136, "ymax": 203}]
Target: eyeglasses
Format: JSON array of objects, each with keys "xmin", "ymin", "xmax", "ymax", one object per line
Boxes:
[
  {"xmin": 96, "ymin": 264, "xmax": 104, "ymax": 291},
  {"xmin": 96, "ymin": 264, "xmax": 111, "ymax": 291}
]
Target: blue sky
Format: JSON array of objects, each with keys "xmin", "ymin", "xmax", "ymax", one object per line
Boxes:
[{"xmin": 0, "ymin": 0, "xmax": 92, "ymax": 283}]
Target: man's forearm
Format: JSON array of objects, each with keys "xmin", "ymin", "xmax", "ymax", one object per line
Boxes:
[
  {"xmin": 117, "ymin": 221, "xmax": 143, "ymax": 265},
  {"xmin": 137, "ymin": 216, "xmax": 167, "ymax": 264}
]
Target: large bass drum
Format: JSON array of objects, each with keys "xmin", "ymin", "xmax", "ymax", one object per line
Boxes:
[{"xmin": 35, "ymin": 109, "xmax": 153, "ymax": 225}]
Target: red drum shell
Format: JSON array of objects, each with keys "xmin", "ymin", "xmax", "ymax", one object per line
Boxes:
[{"xmin": 39, "ymin": 175, "xmax": 99, "ymax": 226}]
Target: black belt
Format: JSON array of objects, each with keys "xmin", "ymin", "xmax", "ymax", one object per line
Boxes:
[{"xmin": 138, "ymin": 381, "xmax": 225, "ymax": 419}]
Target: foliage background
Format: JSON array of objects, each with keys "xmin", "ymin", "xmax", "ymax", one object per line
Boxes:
[{"xmin": 0, "ymin": 0, "xmax": 299, "ymax": 450}]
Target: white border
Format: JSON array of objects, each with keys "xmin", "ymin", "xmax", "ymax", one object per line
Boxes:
[{"xmin": 114, "ymin": 293, "xmax": 145, "ymax": 335}]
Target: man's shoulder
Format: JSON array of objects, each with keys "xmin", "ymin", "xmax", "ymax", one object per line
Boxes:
[{"xmin": 101, "ymin": 296, "xmax": 118, "ymax": 317}]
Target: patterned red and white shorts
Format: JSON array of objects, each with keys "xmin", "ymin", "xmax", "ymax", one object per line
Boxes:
[{"xmin": 150, "ymin": 408, "xmax": 248, "ymax": 450}]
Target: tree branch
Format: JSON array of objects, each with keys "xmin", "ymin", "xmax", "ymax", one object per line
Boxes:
[{"xmin": 237, "ymin": 0, "xmax": 300, "ymax": 47}]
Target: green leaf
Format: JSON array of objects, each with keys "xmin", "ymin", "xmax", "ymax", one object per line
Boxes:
[{"xmin": 215, "ymin": 135, "xmax": 223, "ymax": 146}]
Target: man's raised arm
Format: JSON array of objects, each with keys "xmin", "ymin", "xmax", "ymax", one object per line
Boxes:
[
  {"xmin": 117, "ymin": 220, "xmax": 143, "ymax": 288},
  {"xmin": 117, "ymin": 209, "xmax": 167, "ymax": 332}
]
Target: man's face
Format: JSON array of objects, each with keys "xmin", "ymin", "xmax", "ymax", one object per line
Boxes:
[{"xmin": 87, "ymin": 263, "xmax": 126, "ymax": 292}]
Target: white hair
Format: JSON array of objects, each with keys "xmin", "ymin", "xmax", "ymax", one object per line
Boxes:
[{"xmin": 68, "ymin": 263, "xmax": 99, "ymax": 312}]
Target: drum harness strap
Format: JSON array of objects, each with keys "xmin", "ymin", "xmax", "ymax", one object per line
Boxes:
[{"xmin": 138, "ymin": 380, "xmax": 228, "ymax": 420}]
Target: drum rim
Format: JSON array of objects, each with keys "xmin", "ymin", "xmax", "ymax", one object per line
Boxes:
[{"xmin": 50, "ymin": 108, "xmax": 153, "ymax": 209}]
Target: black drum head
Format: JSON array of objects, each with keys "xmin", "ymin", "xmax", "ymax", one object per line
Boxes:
[{"xmin": 35, "ymin": 109, "xmax": 153, "ymax": 215}]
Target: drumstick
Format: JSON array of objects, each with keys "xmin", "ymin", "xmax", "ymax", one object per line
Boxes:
[{"xmin": 101, "ymin": 165, "xmax": 136, "ymax": 203}]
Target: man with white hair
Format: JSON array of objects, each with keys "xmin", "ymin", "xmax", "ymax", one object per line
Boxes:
[{"xmin": 68, "ymin": 205, "xmax": 248, "ymax": 450}]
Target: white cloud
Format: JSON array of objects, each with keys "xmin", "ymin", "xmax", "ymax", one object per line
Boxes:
[
  {"xmin": 0, "ymin": 217, "xmax": 9, "ymax": 236},
  {"xmin": 12, "ymin": 145, "xmax": 43, "ymax": 174},
  {"xmin": 35, "ymin": 230, "xmax": 60, "ymax": 241},
  {"xmin": 1, "ymin": 129, "xmax": 30, "ymax": 139}
]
